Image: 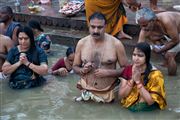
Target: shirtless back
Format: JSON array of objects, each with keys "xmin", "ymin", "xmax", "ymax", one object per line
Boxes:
[
  {"xmin": 136, "ymin": 8, "xmax": 180, "ymax": 75},
  {"xmin": 138, "ymin": 11, "xmax": 180, "ymax": 49},
  {"xmin": 0, "ymin": 34, "xmax": 13, "ymax": 71}
]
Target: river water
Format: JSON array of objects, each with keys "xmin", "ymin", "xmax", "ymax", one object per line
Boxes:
[
  {"xmin": 0, "ymin": 44, "xmax": 180, "ymax": 120},
  {"xmin": 0, "ymin": 0, "xmax": 180, "ymax": 119}
]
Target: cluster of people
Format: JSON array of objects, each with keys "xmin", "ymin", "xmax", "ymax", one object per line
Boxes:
[
  {"xmin": 0, "ymin": 6, "xmax": 51, "ymax": 88},
  {"xmin": 72, "ymin": 12, "xmax": 167, "ymax": 112},
  {"xmin": 0, "ymin": 0, "xmax": 180, "ymax": 112},
  {"xmin": 85, "ymin": 0, "xmax": 165, "ymax": 40}
]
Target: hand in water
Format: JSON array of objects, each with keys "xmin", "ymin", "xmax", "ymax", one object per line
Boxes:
[{"xmin": 53, "ymin": 68, "xmax": 68, "ymax": 76}]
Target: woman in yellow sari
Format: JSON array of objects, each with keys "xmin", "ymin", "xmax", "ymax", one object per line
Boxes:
[
  {"xmin": 118, "ymin": 42, "xmax": 167, "ymax": 112},
  {"xmin": 85, "ymin": 0, "xmax": 132, "ymax": 40}
]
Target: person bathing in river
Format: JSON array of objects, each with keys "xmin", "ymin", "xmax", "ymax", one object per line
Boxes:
[
  {"xmin": 2, "ymin": 26, "xmax": 48, "ymax": 89},
  {"xmin": 51, "ymin": 47, "xmax": 75, "ymax": 77},
  {"xmin": 73, "ymin": 12, "xmax": 128, "ymax": 103},
  {"xmin": 136, "ymin": 8, "xmax": 180, "ymax": 76},
  {"xmin": 119, "ymin": 42, "xmax": 167, "ymax": 112}
]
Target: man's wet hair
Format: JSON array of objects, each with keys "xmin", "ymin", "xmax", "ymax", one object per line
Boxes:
[
  {"xmin": 135, "ymin": 7, "xmax": 156, "ymax": 24},
  {"xmin": 0, "ymin": 6, "xmax": 13, "ymax": 17},
  {"xmin": 88, "ymin": 12, "xmax": 107, "ymax": 24}
]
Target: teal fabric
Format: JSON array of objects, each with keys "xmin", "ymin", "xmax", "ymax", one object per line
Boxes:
[
  {"xmin": 128, "ymin": 102, "xmax": 159, "ymax": 112},
  {"xmin": 6, "ymin": 46, "xmax": 47, "ymax": 89},
  {"xmin": 35, "ymin": 34, "xmax": 51, "ymax": 50}
]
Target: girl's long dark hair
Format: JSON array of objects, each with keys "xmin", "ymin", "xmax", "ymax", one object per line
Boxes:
[{"xmin": 135, "ymin": 42, "xmax": 152, "ymax": 85}]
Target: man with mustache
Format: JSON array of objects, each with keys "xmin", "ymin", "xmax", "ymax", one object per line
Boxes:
[
  {"xmin": 73, "ymin": 12, "xmax": 128, "ymax": 103},
  {"xmin": 0, "ymin": 6, "xmax": 20, "ymax": 45}
]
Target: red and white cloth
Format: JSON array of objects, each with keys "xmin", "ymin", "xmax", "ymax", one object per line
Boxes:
[{"xmin": 59, "ymin": 0, "xmax": 84, "ymax": 16}]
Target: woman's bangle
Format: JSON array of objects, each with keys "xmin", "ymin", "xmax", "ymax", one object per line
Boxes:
[
  {"xmin": 137, "ymin": 83, "xmax": 143, "ymax": 89},
  {"xmin": 127, "ymin": 80, "xmax": 133, "ymax": 87},
  {"xmin": 27, "ymin": 62, "xmax": 31, "ymax": 67}
]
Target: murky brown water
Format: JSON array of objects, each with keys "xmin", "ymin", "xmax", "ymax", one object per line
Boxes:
[{"xmin": 0, "ymin": 44, "xmax": 180, "ymax": 120}]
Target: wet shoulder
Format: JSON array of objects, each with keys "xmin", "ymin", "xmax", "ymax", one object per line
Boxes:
[
  {"xmin": 77, "ymin": 35, "xmax": 91, "ymax": 46},
  {"xmin": 105, "ymin": 33, "xmax": 120, "ymax": 43},
  {"xmin": 105, "ymin": 33, "xmax": 123, "ymax": 48},
  {"xmin": 0, "ymin": 34, "xmax": 10, "ymax": 40},
  {"xmin": 158, "ymin": 11, "xmax": 180, "ymax": 19},
  {"xmin": 0, "ymin": 35, "xmax": 11, "ymax": 43},
  {"xmin": 79, "ymin": 35, "xmax": 91, "ymax": 41}
]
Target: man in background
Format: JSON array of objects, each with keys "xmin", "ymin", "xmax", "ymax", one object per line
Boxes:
[
  {"xmin": 0, "ymin": 6, "xmax": 20, "ymax": 45},
  {"xmin": 136, "ymin": 8, "xmax": 180, "ymax": 76}
]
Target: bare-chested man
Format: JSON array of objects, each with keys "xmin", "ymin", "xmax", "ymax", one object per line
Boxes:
[
  {"xmin": 136, "ymin": 8, "xmax": 180, "ymax": 76},
  {"xmin": 0, "ymin": 6, "xmax": 20, "ymax": 45},
  {"xmin": 73, "ymin": 12, "xmax": 128, "ymax": 103},
  {"xmin": 0, "ymin": 34, "xmax": 13, "ymax": 73}
]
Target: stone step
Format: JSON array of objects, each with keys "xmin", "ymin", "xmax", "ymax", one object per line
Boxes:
[
  {"xmin": 14, "ymin": 11, "xmax": 88, "ymax": 31},
  {"xmin": 4, "ymin": 0, "xmax": 179, "ymax": 62},
  {"xmin": 42, "ymin": 24, "xmax": 139, "ymax": 46},
  {"xmin": 44, "ymin": 27, "xmax": 88, "ymax": 46}
]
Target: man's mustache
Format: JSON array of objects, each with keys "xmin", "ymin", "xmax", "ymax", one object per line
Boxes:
[{"xmin": 92, "ymin": 33, "xmax": 100, "ymax": 36}]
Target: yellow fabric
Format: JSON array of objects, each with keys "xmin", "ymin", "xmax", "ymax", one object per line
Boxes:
[
  {"xmin": 121, "ymin": 70, "xmax": 167, "ymax": 110},
  {"xmin": 85, "ymin": 0, "xmax": 128, "ymax": 36}
]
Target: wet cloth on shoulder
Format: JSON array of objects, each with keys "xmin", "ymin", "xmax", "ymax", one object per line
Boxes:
[
  {"xmin": 5, "ymin": 22, "xmax": 20, "ymax": 39},
  {"xmin": 6, "ymin": 46, "xmax": 48, "ymax": 89}
]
